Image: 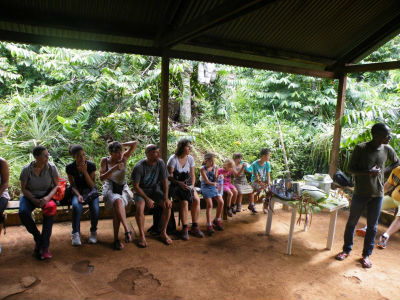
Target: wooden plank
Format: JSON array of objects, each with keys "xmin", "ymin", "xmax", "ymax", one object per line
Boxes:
[
  {"xmin": 328, "ymin": 74, "xmax": 347, "ymax": 178},
  {"xmin": 159, "ymin": 0, "xmax": 278, "ymax": 48},
  {"xmin": 343, "ymin": 61, "xmax": 400, "ymax": 73},
  {"xmin": 160, "ymin": 56, "xmax": 169, "ymax": 163}
]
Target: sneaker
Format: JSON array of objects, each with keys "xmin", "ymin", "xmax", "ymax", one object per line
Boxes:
[
  {"xmin": 71, "ymin": 232, "xmax": 82, "ymax": 246},
  {"xmin": 377, "ymin": 234, "xmax": 388, "ymax": 249},
  {"xmin": 236, "ymin": 204, "xmax": 242, "ymax": 212},
  {"xmin": 207, "ymin": 225, "xmax": 215, "ymax": 235},
  {"xmin": 181, "ymin": 228, "xmax": 189, "ymax": 241},
  {"xmin": 227, "ymin": 208, "xmax": 233, "ymax": 217},
  {"xmin": 190, "ymin": 226, "xmax": 204, "ymax": 238},
  {"xmin": 40, "ymin": 247, "xmax": 52, "ymax": 260},
  {"xmin": 355, "ymin": 227, "xmax": 366, "ymax": 237},
  {"xmin": 231, "ymin": 205, "xmax": 236, "ymax": 214},
  {"xmin": 213, "ymin": 219, "xmax": 224, "ymax": 231},
  {"xmin": 88, "ymin": 231, "xmax": 98, "ymax": 244},
  {"xmin": 248, "ymin": 204, "xmax": 258, "ymax": 213}
]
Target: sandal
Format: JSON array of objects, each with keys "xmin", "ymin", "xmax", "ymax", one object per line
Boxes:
[
  {"xmin": 335, "ymin": 251, "xmax": 349, "ymax": 261},
  {"xmin": 137, "ymin": 237, "xmax": 147, "ymax": 248},
  {"xmin": 125, "ymin": 231, "xmax": 133, "ymax": 243},
  {"xmin": 360, "ymin": 256, "xmax": 372, "ymax": 268},
  {"xmin": 160, "ymin": 234, "xmax": 173, "ymax": 246},
  {"xmin": 113, "ymin": 240, "xmax": 124, "ymax": 250}
]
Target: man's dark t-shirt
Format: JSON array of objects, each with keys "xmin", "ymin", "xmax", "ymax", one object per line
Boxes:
[
  {"xmin": 348, "ymin": 142, "xmax": 398, "ymax": 197},
  {"xmin": 66, "ymin": 161, "xmax": 96, "ymax": 192},
  {"xmin": 131, "ymin": 159, "xmax": 168, "ymax": 192}
]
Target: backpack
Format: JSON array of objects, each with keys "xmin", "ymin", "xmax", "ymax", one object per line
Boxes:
[
  {"xmin": 147, "ymin": 204, "xmax": 177, "ymax": 236},
  {"xmin": 333, "ymin": 170, "xmax": 353, "ymax": 187}
]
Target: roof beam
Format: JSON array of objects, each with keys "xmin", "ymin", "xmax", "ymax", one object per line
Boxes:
[
  {"xmin": 330, "ymin": 12, "xmax": 400, "ymax": 69},
  {"xmin": 166, "ymin": 49, "xmax": 337, "ymax": 79},
  {"xmin": 187, "ymin": 37, "xmax": 336, "ymax": 66},
  {"xmin": 342, "ymin": 61, "xmax": 400, "ymax": 73},
  {"xmin": 158, "ymin": 0, "xmax": 278, "ymax": 48}
]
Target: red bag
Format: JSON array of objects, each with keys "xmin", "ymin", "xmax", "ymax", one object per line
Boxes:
[{"xmin": 52, "ymin": 178, "xmax": 67, "ymax": 202}]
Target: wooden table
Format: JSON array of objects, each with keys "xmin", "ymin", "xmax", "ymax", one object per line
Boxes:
[{"xmin": 265, "ymin": 196, "xmax": 348, "ymax": 255}]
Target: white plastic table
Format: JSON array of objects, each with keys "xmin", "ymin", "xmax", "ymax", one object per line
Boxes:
[{"xmin": 265, "ymin": 196, "xmax": 348, "ymax": 255}]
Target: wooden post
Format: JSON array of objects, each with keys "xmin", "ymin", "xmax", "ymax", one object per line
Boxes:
[
  {"xmin": 160, "ymin": 56, "xmax": 169, "ymax": 162},
  {"xmin": 328, "ymin": 74, "xmax": 347, "ymax": 178}
]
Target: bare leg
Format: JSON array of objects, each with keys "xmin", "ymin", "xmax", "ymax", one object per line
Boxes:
[
  {"xmin": 237, "ymin": 193, "xmax": 243, "ymax": 206},
  {"xmin": 385, "ymin": 216, "xmax": 400, "ymax": 238},
  {"xmin": 249, "ymin": 191, "xmax": 255, "ymax": 205},
  {"xmin": 225, "ymin": 190, "xmax": 233, "ymax": 207},
  {"xmin": 181, "ymin": 201, "xmax": 188, "ymax": 226},
  {"xmin": 231, "ymin": 188, "xmax": 238, "ymax": 205},
  {"xmin": 112, "ymin": 207, "xmax": 120, "ymax": 241},
  {"xmin": 135, "ymin": 201, "xmax": 147, "ymax": 246},
  {"xmin": 160, "ymin": 204, "xmax": 172, "ymax": 244},
  {"xmin": 206, "ymin": 198, "xmax": 213, "ymax": 224},
  {"xmin": 216, "ymin": 196, "xmax": 224, "ymax": 219},
  {"xmin": 114, "ymin": 199, "xmax": 129, "ymax": 233},
  {"xmin": 191, "ymin": 192, "xmax": 200, "ymax": 224}
]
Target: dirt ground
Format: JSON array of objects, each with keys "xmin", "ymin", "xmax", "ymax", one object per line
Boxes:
[{"xmin": 1, "ymin": 203, "xmax": 399, "ymax": 300}]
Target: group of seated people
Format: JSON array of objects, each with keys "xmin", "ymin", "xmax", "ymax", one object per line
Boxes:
[
  {"xmin": 0, "ymin": 139, "xmax": 273, "ymax": 259},
  {"xmin": 3, "ymin": 137, "xmax": 400, "ymax": 260}
]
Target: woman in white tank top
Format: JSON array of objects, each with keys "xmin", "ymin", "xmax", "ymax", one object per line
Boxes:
[{"xmin": 100, "ymin": 140, "xmax": 137, "ymax": 250}]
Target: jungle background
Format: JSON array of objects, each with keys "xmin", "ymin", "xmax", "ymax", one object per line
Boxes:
[{"xmin": 1, "ymin": 36, "xmax": 399, "ymax": 199}]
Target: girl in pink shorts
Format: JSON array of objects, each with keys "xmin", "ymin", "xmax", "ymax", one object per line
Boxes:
[{"xmin": 217, "ymin": 159, "xmax": 238, "ymax": 217}]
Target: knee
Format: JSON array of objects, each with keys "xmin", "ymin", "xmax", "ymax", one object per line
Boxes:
[
  {"xmin": 181, "ymin": 201, "xmax": 189, "ymax": 210},
  {"xmin": 113, "ymin": 198, "xmax": 122, "ymax": 208}
]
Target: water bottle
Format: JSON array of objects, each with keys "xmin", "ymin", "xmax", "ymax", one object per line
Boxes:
[{"xmin": 217, "ymin": 175, "xmax": 224, "ymax": 196}]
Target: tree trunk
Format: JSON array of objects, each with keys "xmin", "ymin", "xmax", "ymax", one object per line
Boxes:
[{"xmin": 180, "ymin": 64, "xmax": 193, "ymax": 124}]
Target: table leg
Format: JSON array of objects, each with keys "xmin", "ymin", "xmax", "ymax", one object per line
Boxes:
[
  {"xmin": 265, "ymin": 199, "xmax": 275, "ymax": 235},
  {"xmin": 287, "ymin": 206, "xmax": 296, "ymax": 255},
  {"xmin": 326, "ymin": 210, "xmax": 338, "ymax": 250},
  {"xmin": 304, "ymin": 214, "xmax": 309, "ymax": 232}
]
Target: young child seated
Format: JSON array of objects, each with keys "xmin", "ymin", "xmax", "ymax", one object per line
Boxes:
[
  {"xmin": 217, "ymin": 159, "xmax": 238, "ymax": 217},
  {"xmin": 248, "ymin": 148, "xmax": 271, "ymax": 213},
  {"xmin": 232, "ymin": 152, "xmax": 253, "ymax": 212}
]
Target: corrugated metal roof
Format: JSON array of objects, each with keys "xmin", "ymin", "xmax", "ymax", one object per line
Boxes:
[{"xmin": 0, "ymin": 0, "xmax": 399, "ymax": 78}]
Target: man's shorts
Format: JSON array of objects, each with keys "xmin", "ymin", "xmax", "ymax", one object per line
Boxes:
[{"xmin": 134, "ymin": 187, "xmax": 164, "ymax": 204}]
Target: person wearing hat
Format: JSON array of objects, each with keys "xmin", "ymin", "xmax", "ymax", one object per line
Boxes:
[
  {"xmin": 19, "ymin": 146, "xmax": 59, "ymax": 260},
  {"xmin": 131, "ymin": 144, "xmax": 173, "ymax": 247}
]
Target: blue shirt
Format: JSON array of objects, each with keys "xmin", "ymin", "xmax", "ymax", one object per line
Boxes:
[{"xmin": 248, "ymin": 160, "xmax": 271, "ymax": 183}]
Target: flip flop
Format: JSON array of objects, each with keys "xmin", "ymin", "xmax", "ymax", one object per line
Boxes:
[
  {"xmin": 137, "ymin": 237, "xmax": 147, "ymax": 248},
  {"xmin": 160, "ymin": 235, "xmax": 173, "ymax": 246},
  {"xmin": 113, "ymin": 240, "xmax": 124, "ymax": 250}
]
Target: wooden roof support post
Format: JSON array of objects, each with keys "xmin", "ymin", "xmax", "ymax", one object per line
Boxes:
[
  {"xmin": 160, "ymin": 56, "xmax": 169, "ymax": 162},
  {"xmin": 329, "ymin": 73, "xmax": 347, "ymax": 178}
]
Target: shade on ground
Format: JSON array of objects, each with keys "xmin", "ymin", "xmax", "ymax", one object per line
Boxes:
[{"xmin": 0, "ymin": 204, "xmax": 399, "ymax": 300}]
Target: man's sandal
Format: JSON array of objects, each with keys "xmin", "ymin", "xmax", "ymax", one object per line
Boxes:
[
  {"xmin": 113, "ymin": 240, "xmax": 124, "ymax": 250},
  {"xmin": 125, "ymin": 231, "xmax": 133, "ymax": 243},
  {"xmin": 335, "ymin": 251, "xmax": 349, "ymax": 261},
  {"xmin": 137, "ymin": 237, "xmax": 147, "ymax": 248}
]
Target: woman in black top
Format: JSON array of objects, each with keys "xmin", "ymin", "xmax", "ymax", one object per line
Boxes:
[{"xmin": 66, "ymin": 145, "xmax": 99, "ymax": 246}]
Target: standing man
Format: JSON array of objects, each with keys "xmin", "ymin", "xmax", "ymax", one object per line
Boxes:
[
  {"xmin": 131, "ymin": 144, "xmax": 173, "ymax": 248},
  {"xmin": 335, "ymin": 123, "xmax": 399, "ymax": 268}
]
